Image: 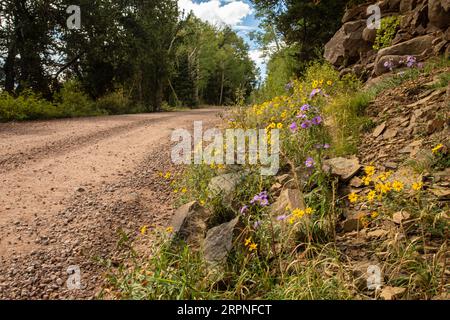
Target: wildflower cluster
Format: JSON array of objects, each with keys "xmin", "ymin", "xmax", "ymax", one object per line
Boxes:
[
  {"xmin": 348, "ymin": 166, "xmax": 424, "ymax": 221},
  {"xmin": 244, "ymin": 237, "xmax": 258, "ymax": 252},
  {"xmin": 384, "ymin": 55, "xmax": 424, "ymax": 72}
]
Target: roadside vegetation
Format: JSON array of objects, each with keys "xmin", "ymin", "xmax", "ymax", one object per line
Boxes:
[{"xmin": 103, "ymin": 57, "xmax": 449, "ymax": 300}]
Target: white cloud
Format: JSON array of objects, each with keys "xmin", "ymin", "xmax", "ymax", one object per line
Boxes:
[
  {"xmin": 248, "ymin": 49, "xmax": 268, "ymax": 79},
  {"xmin": 178, "ymin": 0, "xmax": 252, "ymax": 27}
]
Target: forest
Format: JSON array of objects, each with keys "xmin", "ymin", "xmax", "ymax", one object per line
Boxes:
[{"xmin": 0, "ymin": 0, "xmax": 257, "ymax": 120}]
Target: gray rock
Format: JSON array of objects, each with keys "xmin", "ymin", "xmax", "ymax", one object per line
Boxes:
[
  {"xmin": 203, "ymin": 217, "xmax": 241, "ymax": 265},
  {"xmin": 324, "ymin": 20, "xmax": 369, "ymax": 66},
  {"xmin": 208, "ymin": 172, "xmax": 244, "ymax": 206},
  {"xmin": 170, "ymin": 201, "xmax": 210, "ymax": 249},
  {"xmin": 323, "ymin": 157, "xmax": 361, "ymax": 181},
  {"xmin": 373, "ymin": 122, "xmax": 387, "ymax": 138},
  {"xmin": 270, "ymin": 188, "xmax": 305, "ymax": 217},
  {"xmin": 376, "ymin": 35, "xmax": 434, "ymax": 61}
]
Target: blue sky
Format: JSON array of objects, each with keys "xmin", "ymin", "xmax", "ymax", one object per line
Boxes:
[{"xmin": 178, "ymin": 0, "xmax": 267, "ymax": 79}]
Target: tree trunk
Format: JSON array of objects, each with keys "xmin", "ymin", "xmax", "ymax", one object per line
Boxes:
[
  {"xmin": 4, "ymin": 43, "xmax": 17, "ymax": 94},
  {"xmin": 219, "ymin": 62, "xmax": 225, "ymax": 106}
]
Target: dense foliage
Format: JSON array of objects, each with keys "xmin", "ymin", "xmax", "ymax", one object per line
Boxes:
[{"xmin": 0, "ymin": 0, "xmax": 256, "ymax": 120}]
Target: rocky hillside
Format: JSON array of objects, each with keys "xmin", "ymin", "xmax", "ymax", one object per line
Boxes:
[{"xmin": 324, "ymin": 0, "xmax": 449, "ymax": 80}]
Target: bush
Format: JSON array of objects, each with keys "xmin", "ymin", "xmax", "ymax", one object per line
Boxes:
[
  {"xmin": 373, "ymin": 16, "xmax": 400, "ymax": 51},
  {"xmin": 54, "ymin": 81, "xmax": 104, "ymax": 117},
  {"xmin": 0, "ymin": 90, "xmax": 60, "ymax": 121},
  {"xmin": 94, "ymin": 89, "xmax": 131, "ymax": 115},
  {"xmin": 0, "ymin": 81, "xmax": 105, "ymax": 122}
]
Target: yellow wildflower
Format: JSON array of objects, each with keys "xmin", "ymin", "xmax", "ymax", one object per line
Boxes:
[
  {"xmin": 164, "ymin": 172, "xmax": 172, "ymax": 179},
  {"xmin": 288, "ymin": 217, "xmax": 296, "ymax": 225},
  {"xmin": 140, "ymin": 225, "xmax": 148, "ymax": 235},
  {"xmin": 166, "ymin": 226, "xmax": 174, "ymax": 233},
  {"xmin": 200, "ymin": 200, "xmax": 206, "ymax": 206},
  {"xmin": 245, "ymin": 238, "xmax": 252, "ymax": 247},
  {"xmin": 305, "ymin": 207, "xmax": 314, "ymax": 215},
  {"xmin": 412, "ymin": 181, "xmax": 423, "ymax": 191},
  {"xmin": 348, "ymin": 193, "xmax": 359, "ymax": 203},
  {"xmin": 367, "ymin": 190, "xmax": 376, "ymax": 202},
  {"xmin": 363, "ymin": 176, "xmax": 372, "ymax": 186},
  {"xmin": 249, "ymin": 243, "xmax": 258, "ymax": 252},
  {"xmin": 432, "ymin": 143, "xmax": 444, "ymax": 154},
  {"xmin": 371, "ymin": 212, "xmax": 379, "ymax": 219},
  {"xmin": 292, "ymin": 208, "xmax": 305, "ymax": 218},
  {"xmin": 392, "ymin": 180, "xmax": 404, "ymax": 192},
  {"xmin": 181, "ymin": 187, "xmax": 187, "ymax": 193},
  {"xmin": 365, "ymin": 166, "xmax": 376, "ymax": 177},
  {"xmin": 277, "ymin": 123, "xmax": 283, "ymax": 129},
  {"xmin": 173, "ymin": 189, "xmax": 179, "ymax": 194},
  {"xmin": 327, "ymin": 80, "xmax": 333, "ymax": 86}
]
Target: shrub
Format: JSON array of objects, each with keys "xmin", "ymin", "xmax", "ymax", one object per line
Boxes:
[
  {"xmin": 94, "ymin": 89, "xmax": 131, "ymax": 115},
  {"xmin": 54, "ymin": 80, "xmax": 104, "ymax": 117},
  {"xmin": 373, "ymin": 16, "xmax": 400, "ymax": 51},
  {"xmin": 0, "ymin": 90, "xmax": 60, "ymax": 121}
]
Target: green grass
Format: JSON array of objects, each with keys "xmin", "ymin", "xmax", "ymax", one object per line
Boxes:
[{"xmin": 103, "ymin": 59, "xmax": 450, "ymax": 300}]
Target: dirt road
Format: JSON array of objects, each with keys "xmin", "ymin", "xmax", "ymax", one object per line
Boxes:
[{"xmin": 0, "ymin": 109, "xmax": 220, "ymax": 299}]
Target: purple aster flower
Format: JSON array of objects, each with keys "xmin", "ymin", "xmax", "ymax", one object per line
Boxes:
[
  {"xmin": 285, "ymin": 82, "xmax": 293, "ymax": 91},
  {"xmin": 417, "ymin": 62, "xmax": 424, "ymax": 69},
  {"xmin": 296, "ymin": 113, "xmax": 307, "ymax": 119},
  {"xmin": 384, "ymin": 60, "xmax": 394, "ymax": 71},
  {"xmin": 301, "ymin": 120, "xmax": 312, "ymax": 129},
  {"xmin": 406, "ymin": 55, "xmax": 417, "ymax": 68},
  {"xmin": 312, "ymin": 116, "xmax": 323, "ymax": 125},
  {"xmin": 250, "ymin": 191, "xmax": 269, "ymax": 207},
  {"xmin": 309, "ymin": 89, "xmax": 322, "ymax": 99},
  {"xmin": 277, "ymin": 215, "xmax": 287, "ymax": 221},
  {"xmin": 305, "ymin": 157, "xmax": 315, "ymax": 168},
  {"xmin": 301, "ymin": 104, "xmax": 310, "ymax": 112},
  {"xmin": 240, "ymin": 205, "xmax": 248, "ymax": 215},
  {"xmin": 289, "ymin": 122, "xmax": 298, "ymax": 132},
  {"xmin": 253, "ymin": 220, "xmax": 262, "ymax": 229},
  {"xmin": 323, "ymin": 143, "xmax": 330, "ymax": 149}
]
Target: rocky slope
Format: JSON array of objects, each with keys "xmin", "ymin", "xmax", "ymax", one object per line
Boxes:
[{"xmin": 324, "ymin": 0, "xmax": 450, "ymax": 80}]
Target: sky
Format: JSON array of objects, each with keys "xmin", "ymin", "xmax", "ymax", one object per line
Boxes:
[{"xmin": 178, "ymin": 0, "xmax": 267, "ymax": 79}]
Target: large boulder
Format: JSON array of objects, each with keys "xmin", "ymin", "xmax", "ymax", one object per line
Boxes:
[
  {"xmin": 203, "ymin": 217, "xmax": 241, "ymax": 265},
  {"xmin": 324, "ymin": 20, "xmax": 370, "ymax": 66},
  {"xmin": 170, "ymin": 201, "xmax": 211, "ymax": 249},
  {"xmin": 376, "ymin": 35, "xmax": 434, "ymax": 61},
  {"xmin": 428, "ymin": 0, "xmax": 450, "ymax": 29}
]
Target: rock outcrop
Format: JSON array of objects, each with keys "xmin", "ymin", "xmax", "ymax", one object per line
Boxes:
[{"xmin": 324, "ymin": 0, "xmax": 450, "ymax": 79}]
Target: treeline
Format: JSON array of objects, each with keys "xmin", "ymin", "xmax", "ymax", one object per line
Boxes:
[{"xmin": 0, "ymin": 0, "xmax": 256, "ymax": 120}]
